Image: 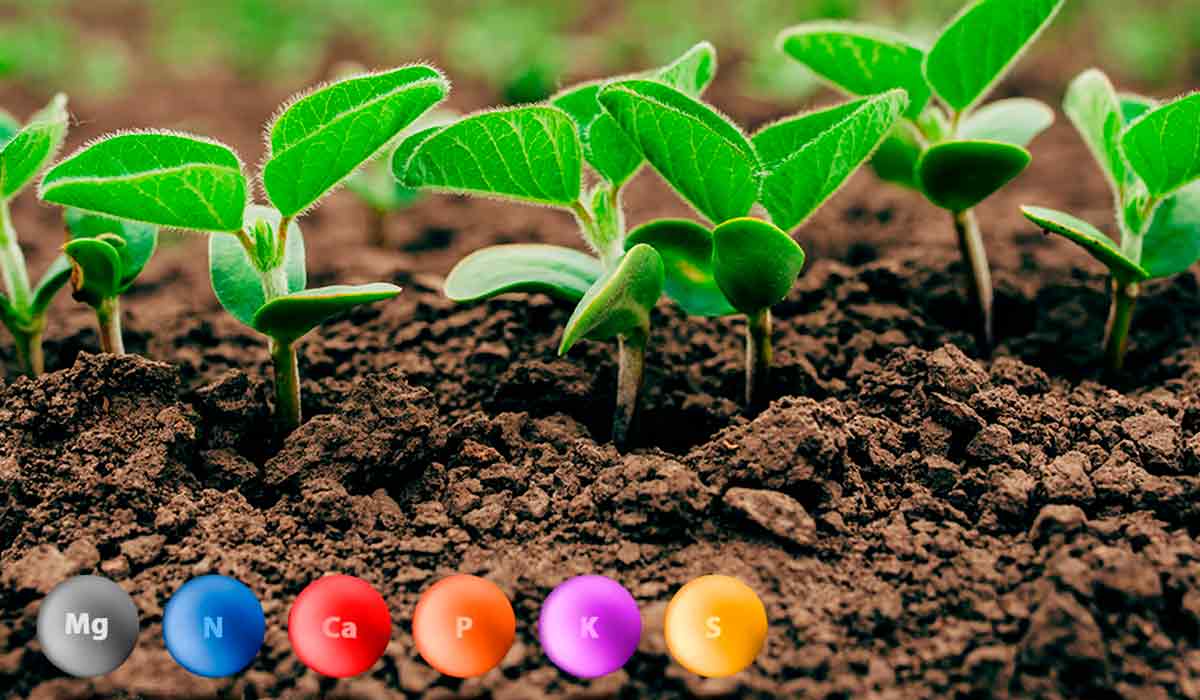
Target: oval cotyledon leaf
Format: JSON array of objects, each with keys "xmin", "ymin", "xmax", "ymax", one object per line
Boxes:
[
  {"xmin": 712, "ymin": 217, "xmax": 806, "ymax": 315},
  {"xmin": 1021, "ymin": 205, "xmax": 1148, "ymax": 283},
  {"xmin": 253, "ymin": 282, "xmax": 402, "ymax": 344},
  {"xmin": 917, "ymin": 140, "xmax": 1031, "ymax": 212},
  {"xmin": 624, "ymin": 219, "xmax": 735, "ymax": 317},
  {"xmin": 560, "ymin": 243, "xmax": 664, "ymax": 353},
  {"xmin": 444, "ymin": 244, "xmax": 602, "ymax": 304}
]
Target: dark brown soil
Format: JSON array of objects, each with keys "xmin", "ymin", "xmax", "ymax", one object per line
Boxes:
[{"xmin": 2, "ymin": 39, "xmax": 1200, "ymax": 700}]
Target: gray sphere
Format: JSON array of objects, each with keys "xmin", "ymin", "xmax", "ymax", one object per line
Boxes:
[{"xmin": 37, "ymin": 575, "xmax": 139, "ymax": 677}]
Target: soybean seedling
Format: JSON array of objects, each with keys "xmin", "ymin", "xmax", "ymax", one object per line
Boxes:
[
  {"xmin": 395, "ymin": 43, "xmax": 719, "ymax": 447},
  {"xmin": 0, "ymin": 95, "xmax": 71, "ymax": 375},
  {"xmin": 777, "ymin": 0, "xmax": 1065, "ymax": 350},
  {"xmin": 40, "ymin": 66, "xmax": 450, "ymax": 433},
  {"xmin": 597, "ymin": 78, "xmax": 907, "ymax": 408},
  {"xmin": 1021, "ymin": 72, "xmax": 1200, "ymax": 374}
]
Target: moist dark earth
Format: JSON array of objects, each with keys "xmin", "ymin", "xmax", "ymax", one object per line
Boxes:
[{"xmin": 3, "ymin": 43, "xmax": 1200, "ymax": 699}]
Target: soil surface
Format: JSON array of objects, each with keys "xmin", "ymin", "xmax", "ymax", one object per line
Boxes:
[{"xmin": 2, "ymin": 36, "xmax": 1200, "ymax": 700}]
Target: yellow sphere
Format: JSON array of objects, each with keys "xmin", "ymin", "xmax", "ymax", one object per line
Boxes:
[{"xmin": 664, "ymin": 575, "xmax": 767, "ymax": 678}]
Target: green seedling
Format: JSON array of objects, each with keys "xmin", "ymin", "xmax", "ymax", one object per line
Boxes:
[
  {"xmin": 778, "ymin": 0, "xmax": 1065, "ymax": 350},
  {"xmin": 596, "ymin": 79, "xmax": 907, "ymax": 408},
  {"xmin": 0, "ymin": 94, "xmax": 71, "ymax": 375},
  {"xmin": 396, "ymin": 43, "xmax": 721, "ymax": 447},
  {"xmin": 40, "ymin": 65, "xmax": 450, "ymax": 433},
  {"xmin": 1021, "ymin": 72, "xmax": 1200, "ymax": 374}
]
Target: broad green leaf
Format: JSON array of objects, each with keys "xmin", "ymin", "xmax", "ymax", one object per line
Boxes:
[
  {"xmin": 65, "ymin": 209, "xmax": 157, "ymax": 291},
  {"xmin": 262, "ymin": 65, "xmax": 449, "ymax": 217},
  {"xmin": 395, "ymin": 106, "xmax": 582, "ymax": 207},
  {"xmin": 209, "ymin": 205, "xmax": 306, "ymax": 329},
  {"xmin": 871, "ymin": 123, "xmax": 924, "ymax": 189},
  {"xmin": 30, "ymin": 255, "xmax": 71, "ymax": 318},
  {"xmin": 40, "ymin": 131, "xmax": 247, "ymax": 232},
  {"xmin": 1120, "ymin": 92, "xmax": 1200, "ymax": 198},
  {"xmin": 754, "ymin": 90, "xmax": 907, "ymax": 231},
  {"xmin": 712, "ymin": 218, "xmax": 806, "ymax": 314},
  {"xmin": 960, "ymin": 98, "xmax": 1054, "ymax": 146},
  {"xmin": 1063, "ymin": 69, "xmax": 1130, "ymax": 194},
  {"xmin": 1141, "ymin": 182, "xmax": 1200, "ymax": 279},
  {"xmin": 1, "ymin": 93, "xmax": 68, "ymax": 200},
  {"xmin": 444, "ymin": 244, "xmax": 601, "ymax": 303},
  {"xmin": 599, "ymin": 80, "xmax": 759, "ymax": 224},
  {"xmin": 560, "ymin": 243, "xmax": 664, "ymax": 352},
  {"xmin": 777, "ymin": 22, "xmax": 930, "ymax": 119},
  {"xmin": 1021, "ymin": 205, "xmax": 1148, "ymax": 283},
  {"xmin": 63, "ymin": 237, "xmax": 122, "ymax": 307},
  {"xmin": 0, "ymin": 109, "xmax": 20, "ymax": 147},
  {"xmin": 1119, "ymin": 93, "xmax": 1156, "ymax": 125},
  {"xmin": 654, "ymin": 41, "xmax": 718, "ymax": 97},
  {"xmin": 625, "ymin": 219, "xmax": 735, "ymax": 317},
  {"xmin": 917, "ymin": 140, "xmax": 1031, "ymax": 212},
  {"xmin": 253, "ymin": 282, "xmax": 402, "ymax": 344},
  {"xmin": 924, "ymin": 0, "xmax": 1065, "ymax": 113}
]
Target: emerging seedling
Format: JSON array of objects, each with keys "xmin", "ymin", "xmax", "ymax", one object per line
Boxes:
[
  {"xmin": 778, "ymin": 0, "xmax": 1065, "ymax": 349},
  {"xmin": 396, "ymin": 44, "xmax": 721, "ymax": 446},
  {"xmin": 40, "ymin": 65, "xmax": 450, "ymax": 433},
  {"xmin": 0, "ymin": 94, "xmax": 71, "ymax": 375},
  {"xmin": 596, "ymin": 78, "xmax": 907, "ymax": 408},
  {"xmin": 1021, "ymin": 72, "xmax": 1200, "ymax": 373}
]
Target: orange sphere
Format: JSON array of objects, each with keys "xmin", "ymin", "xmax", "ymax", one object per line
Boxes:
[{"xmin": 412, "ymin": 575, "xmax": 516, "ymax": 678}]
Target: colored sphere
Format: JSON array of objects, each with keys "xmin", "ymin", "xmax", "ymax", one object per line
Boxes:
[
  {"xmin": 664, "ymin": 575, "xmax": 767, "ymax": 678},
  {"xmin": 37, "ymin": 575, "xmax": 139, "ymax": 677},
  {"xmin": 538, "ymin": 575, "xmax": 641, "ymax": 678},
  {"xmin": 163, "ymin": 575, "xmax": 265, "ymax": 677},
  {"xmin": 288, "ymin": 575, "xmax": 391, "ymax": 678},
  {"xmin": 412, "ymin": 575, "xmax": 516, "ymax": 678}
]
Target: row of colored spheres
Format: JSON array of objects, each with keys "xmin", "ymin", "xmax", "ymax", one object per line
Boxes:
[{"xmin": 38, "ymin": 573, "xmax": 768, "ymax": 680}]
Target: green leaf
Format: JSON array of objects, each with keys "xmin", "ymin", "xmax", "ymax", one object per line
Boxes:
[
  {"xmin": 871, "ymin": 123, "xmax": 924, "ymax": 189},
  {"xmin": 30, "ymin": 255, "xmax": 71, "ymax": 318},
  {"xmin": 0, "ymin": 291, "xmax": 15, "ymax": 330},
  {"xmin": 1063, "ymin": 69, "xmax": 1130, "ymax": 195},
  {"xmin": 1, "ymin": 93, "xmax": 68, "ymax": 200},
  {"xmin": 444, "ymin": 244, "xmax": 601, "ymax": 303},
  {"xmin": 1141, "ymin": 182, "xmax": 1200, "ymax": 279},
  {"xmin": 63, "ymin": 237, "xmax": 122, "ymax": 307},
  {"xmin": 777, "ymin": 21, "xmax": 931, "ymax": 119},
  {"xmin": 1120, "ymin": 92, "xmax": 1200, "ymax": 198},
  {"xmin": 624, "ymin": 218, "xmax": 735, "ymax": 317},
  {"xmin": 253, "ymin": 282, "xmax": 402, "ymax": 344},
  {"xmin": 394, "ymin": 106, "xmax": 582, "ymax": 207},
  {"xmin": 654, "ymin": 41, "xmax": 718, "ymax": 97},
  {"xmin": 599, "ymin": 80, "xmax": 759, "ymax": 224},
  {"xmin": 345, "ymin": 159, "xmax": 421, "ymax": 212},
  {"xmin": 560, "ymin": 243, "xmax": 664, "ymax": 352},
  {"xmin": 1119, "ymin": 93, "xmax": 1156, "ymax": 125},
  {"xmin": 1021, "ymin": 205, "xmax": 1148, "ymax": 283},
  {"xmin": 40, "ymin": 131, "xmax": 247, "ymax": 232},
  {"xmin": 960, "ymin": 98, "xmax": 1054, "ymax": 146},
  {"xmin": 209, "ymin": 205, "xmax": 306, "ymax": 329},
  {"xmin": 754, "ymin": 90, "xmax": 907, "ymax": 231},
  {"xmin": 712, "ymin": 218, "xmax": 806, "ymax": 314},
  {"xmin": 0, "ymin": 109, "xmax": 20, "ymax": 147},
  {"xmin": 924, "ymin": 0, "xmax": 1065, "ymax": 113},
  {"xmin": 917, "ymin": 140, "xmax": 1031, "ymax": 212},
  {"xmin": 65, "ymin": 208, "xmax": 157, "ymax": 291},
  {"xmin": 262, "ymin": 65, "xmax": 449, "ymax": 218}
]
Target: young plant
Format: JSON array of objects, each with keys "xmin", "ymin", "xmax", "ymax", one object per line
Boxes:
[
  {"xmin": 777, "ymin": 0, "xmax": 1065, "ymax": 350},
  {"xmin": 395, "ymin": 44, "xmax": 719, "ymax": 447},
  {"xmin": 597, "ymin": 79, "xmax": 907, "ymax": 408},
  {"xmin": 1021, "ymin": 72, "xmax": 1200, "ymax": 373},
  {"xmin": 40, "ymin": 65, "xmax": 450, "ymax": 433}
]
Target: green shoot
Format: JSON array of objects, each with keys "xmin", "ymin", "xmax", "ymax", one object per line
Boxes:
[
  {"xmin": 778, "ymin": 0, "xmax": 1065, "ymax": 351},
  {"xmin": 1021, "ymin": 71, "xmax": 1200, "ymax": 374},
  {"xmin": 40, "ymin": 66, "xmax": 449, "ymax": 433}
]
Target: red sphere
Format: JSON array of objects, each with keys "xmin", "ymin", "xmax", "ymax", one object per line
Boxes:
[{"xmin": 288, "ymin": 575, "xmax": 392, "ymax": 678}]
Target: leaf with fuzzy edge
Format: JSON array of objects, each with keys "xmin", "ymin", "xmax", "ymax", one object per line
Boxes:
[
  {"xmin": 263, "ymin": 65, "xmax": 449, "ymax": 217},
  {"xmin": 30, "ymin": 255, "xmax": 71, "ymax": 319},
  {"xmin": 40, "ymin": 131, "xmax": 247, "ymax": 232},
  {"xmin": 917, "ymin": 140, "xmax": 1031, "ymax": 212},
  {"xmin": 599, "ymin": 80, "xmax": 759, "ymax": 224},
  {"xmin": 209, "ymin": 205, "xmax": 307, "ymax": 330},
  {"xmin": 1021, "ymin": 205, "xmax": 1148, "ymax": 283},
  {"xmin": 254, "ymin": 282, "xmax": 402, "ymax": 344},
  {"xmin": 560, "ymin": 243, "xmax": 664, "ymax": 352},
  {"xmin": 960, "ymin": 98, "xmax": 1054, "ymax": 147},
  {"xmin": 755, "ymin": 90, "xmax": 907, "ymax": 231},
  {"xmin": 394, "ymin": 106, "xmax": 582, "ymax": 208},
  {"xmin": 924, "ymin": 0, "xmax": 1065, "ymax": 113},
  {"xmin": 1064, "ymin": 70, "xmax": 1131, "ymax": 195},
  {"xmin": 777, "ymin": 21, "xmax": 931, "ymax": 119},
  {"xmin": 1120, "ymin": 92, "xmax": 1200, "ymax": 198},
  {"xmin": 654, "ymin": 41, "xmax": 718, "ymax": 97},
  {"xmin": 65, "ymin": 209, "xmax": 157, "ymax": 292},
  {"xmin": 1, "ymin": 94, "xmax": 68, "ymax": 200},
  {"xmin": 712, "ymin": 218, "xmax": 806, "ymax": 314},
  {"xmin": 1141, "ymin": 182, "xmax": 1200, "ymax": 279},
  {"xmin": 625, "ymin": 219, "xmax": 735, "ymax": 317},
  {"xmin": 444, "ymin": 244, "xmax": 602, "ymax": 303}
]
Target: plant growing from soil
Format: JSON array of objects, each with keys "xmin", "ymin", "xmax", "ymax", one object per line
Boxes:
[
  {"xmin": 596, "ymin": 79, "xmax": 907, "ymax": 408},
  {"xmin": 395, "ymin": 44, "xmax": 722, "ymax": 446},
  {"xmin": 40, "ymin": 65, "xmax": 450, "ymax": 433},
  {"xmin": 1021, "ymin": 72, "xmax": 1200, "ymax": 373},
  {"xmin": 777, "ymin": 0, "xmax": 1065, "ymax": 350},
  {"xmin": 0, "ymin": 94, "xmax": 71, "ymax": 376}
]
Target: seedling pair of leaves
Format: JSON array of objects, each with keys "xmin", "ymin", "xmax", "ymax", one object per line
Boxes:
[
  {"xmin": 778, "ymin": 0, "xmax": 1066, "ymax": 349},
  {"xmin": 1022, "ymin": 73, "xmax": 1200, "ymax": 373},
  {"xmin": 40, "ymin": 65, "xmax": 450, "ymax": 433}
]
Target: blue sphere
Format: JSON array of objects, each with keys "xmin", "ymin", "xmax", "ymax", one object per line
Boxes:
[{"xmin": 163, "ymin": 575, "xmax": 265, "ymax": 677}]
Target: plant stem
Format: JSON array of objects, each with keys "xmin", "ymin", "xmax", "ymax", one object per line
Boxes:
[
  {"xmin": 270, "ymin": 337, "xmax": 301, "ymax": 434},
  {"xmin": 0, "ymin": 201, "xmax": 32, "ymax": 312},
  {"xmin": 95, "ymin": 297, "xmax": 125, "ymax": 355},
  {"xmin": 613, "ymin": 333, "xmax": 646, "ymax": 449},
  {"xmin": 745, "ymin": 308, "xmax": 773, "ymax": 410},
  {"xmin": 368, "ymin": 208, "xmax": 387, "ymax": 247},
  {"xmin": 952, "ymin": 208, "xmax": 994, "ymax": 352},
  {"xmin": 1103, "ymin": 279, "xmax": 1139, "ymax": 375}
]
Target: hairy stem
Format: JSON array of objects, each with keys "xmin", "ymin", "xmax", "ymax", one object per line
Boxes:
[
  {"xmin": 953, "ymin": 208, "xmax": 994, "ymax": 352},
  {"xmin": 745, "ymin": 308, "xmax": 773, "ymax": 410},
  {"xmin": 95, "ymin": 297, "xmax": 125, "ymax": 355},
  {"xmin": 1103, "ymin": 279, "xmax": 1139, "ymax": 375},
  {"xmin": 270, "ymin": 337, "xmax": 302, "ymax": 435},
  {"xmin": 0, "ymin": 201, "xmax": 32, "ymax": 313},
  {"xmin": 613, "ymin": 334, "xmax": 646, "ymax": 449}
]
